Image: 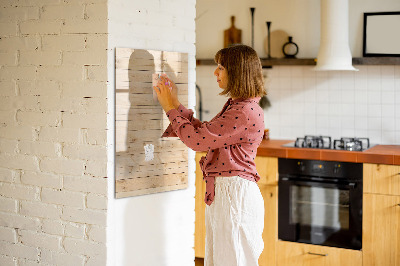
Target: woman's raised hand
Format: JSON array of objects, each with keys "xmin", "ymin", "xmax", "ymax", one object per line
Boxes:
[
  {"xmin": 160, "ymin": 74, "xmax": 180, "ymax": 108},
  {"xmin": 153, "ymin": 76, "xmax": 175, "ymax": 113}
]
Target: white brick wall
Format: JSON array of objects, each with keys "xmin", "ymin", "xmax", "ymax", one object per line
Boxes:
[{"xmin": 0, "ymin": 0, "xmax": 108, "ymax": 265}]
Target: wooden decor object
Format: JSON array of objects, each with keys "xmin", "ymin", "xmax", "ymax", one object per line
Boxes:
[
  {"xmin": 115, "ymin": 48, "xmax": 189, "ymax": 198},
  {"xmin": 224, "ymin": 16, "xmax": 242, "ymax": 48}
]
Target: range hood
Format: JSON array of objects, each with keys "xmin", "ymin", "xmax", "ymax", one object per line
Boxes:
[{"xmin": 314, "ymin": 0, "xmax": 358, "ymax": 71}]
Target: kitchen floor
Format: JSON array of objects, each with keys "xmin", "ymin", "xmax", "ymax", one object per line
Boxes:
[{"xmin": 195, "ymin": 257, "xmax": 204, "ymax": 266}]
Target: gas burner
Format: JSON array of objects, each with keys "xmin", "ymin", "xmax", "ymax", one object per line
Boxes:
[
  {"xmin": 333, "ymin": 137, "xmax": 370, "ymax": 151},
  {"xmin": 295, "ymin": 135, "xmax": 332, "ymax": 149}
]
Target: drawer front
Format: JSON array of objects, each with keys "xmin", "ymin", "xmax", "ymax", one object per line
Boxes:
[
  {"xmin": 364, "ymin": 164, "xmax": 400, "ymax": 196},
  {"xmin": 277, "ymin": 241, "xmax": 362, "ymax": 266}
]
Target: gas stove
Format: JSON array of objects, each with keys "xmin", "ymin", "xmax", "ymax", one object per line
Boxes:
[{"xmin": 283, "ymin": 135, "xmax": 373, "ymax": 151}]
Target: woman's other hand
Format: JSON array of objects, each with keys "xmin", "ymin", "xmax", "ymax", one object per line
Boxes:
[{"xmin": 153, "ymin": 78, "xmax": 175, "ymax": 113}]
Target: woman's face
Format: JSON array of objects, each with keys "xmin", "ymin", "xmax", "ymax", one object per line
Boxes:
[{"xmin": 214, "ymin": 64, "xmax": 228, "ymax": 89}]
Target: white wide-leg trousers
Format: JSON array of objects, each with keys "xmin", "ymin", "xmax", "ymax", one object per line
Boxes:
[{"xmin": 205, "ymin": 176, "xmax": 264, "ymax": 266}]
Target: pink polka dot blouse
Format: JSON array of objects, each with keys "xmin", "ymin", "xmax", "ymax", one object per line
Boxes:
[{"xmin": 162, "ymin": 97, "xmax": 265, "ymax": 205}]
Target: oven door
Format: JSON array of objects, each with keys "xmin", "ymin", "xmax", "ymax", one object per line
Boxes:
[{"xmin": 278, "ymin": 176, "xmax": 362, "ymax": 250}]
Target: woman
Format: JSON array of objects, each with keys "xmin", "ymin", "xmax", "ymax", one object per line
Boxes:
[{"xmin": 154, "ymin": 44, "xmax": 266, "ymax": 266}]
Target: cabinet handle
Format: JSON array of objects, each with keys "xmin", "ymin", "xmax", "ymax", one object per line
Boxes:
[{"xmin": 307, "ymin": 252, "xmax": 328, "ymax": 257}]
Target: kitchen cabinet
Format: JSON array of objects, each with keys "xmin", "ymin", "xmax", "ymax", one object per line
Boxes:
[
  {"xmin": 276, "ymin": 241, "xmax": 362, "ymax": 266},
  {"xmin": 194, "ymin": 154, "xmax": 279, "ymax": 266},
  {"xmin": 195, "ymin": 152, "xmax": 207, "ymax": 258},
  {"xmin": 363, "ymin": 164, "xmax": 400, "ymax": 266}
]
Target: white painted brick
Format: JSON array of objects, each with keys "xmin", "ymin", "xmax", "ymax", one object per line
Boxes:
[
  {"xmin": 40, "ymin": 249, "xmax": 85, "ymax": 266},
  {"xmin": 63, "ymin": 50, "xmax": 107, "ymax": 66},
  {"xmin": 20, "ymin": 21, "xmax": 61, "ymax": 35},
  {"xmin": 16, "ymin": 111, "xmax": 61, "ymax": 127},
  {"xmin": 0, "ymin": 197, "xmax": 17, "ymax": 213},
  {"xmin": 0, "ymin": 255, "xmax": 16, "ymax": 266},
  {"xmin": 1, "ymin": 96, "xmax": 40, "ymax": 112},
  {"xmin": 18, "ymin": 258, "xmax": 41, "ymax": 266},
  {"xmin": 85, "ymin": 34, "xmax": 107, "ymax": 51},
  {"xmin": 80, "ymin": 128, "xmax": 107, "ymax": 145},
  {"xmin": 1, "ymin": 0, "xmax": 62, "ymax": 6},
  {"xmin": 41, "ymin": 34, "xmax": 86, "ymax": 51},
  {"xmin": 18, "ymin": 141, "xmax": 59, "ymax": 157},
  {"xmin": 38, "ymin": 96, "xmax": 106, "ymax": 114},
  {"xmin": 0, "ymin": 212, "xmax": 41, "ymax": 231},
  {"xmin": 61, "ymin": 80, "xmax": 107, "ymax": 98},
  {"xmin": 64, "ymin": 175, "xmax": 107, "ymax": 194},
  {"xmin": 18, "ymin": 80, "xmax": 61, "ymax": 97},
  {"xmin": 0, "ymin": 81, "xmax": 16, "ymax": 96},
  {"xmin": 87, "ymin": 225, "xmax": 105, "ymax": 243},
  {"xmin": 62, "ymin": 19, "xmax": 107, "ymax": 34},
  {"xmin": 85, "ymin": 3, "xmax": 107, "ymax": 20},
  {"xmin": 0, "ymin": 51, "xmax": 17, "ymax": 65},
  {"xmin": 0, "ymin": 241, "xmax": 39, "ymax": 261},
  {"xmin": 62, "ymin": 113, "xmax": 106, "ymax": 129},
  {"xmin": 0, "ymin": 182, "xmax": 39, "ymax": 201},
  {"xmin": 0, "ymin": 168, "xmax": 15, "ymax": 183},
  {"xmin": 86, "ymin": 256, "xmax": 106, "ymax": 266},
  {"xmin": 84, "ymin": 161, "xmax": 106, "ymax": 177},
  {"xmin": 0, "ymin": 126, "xmax": 34, "ymax": 141},
  {"xmin": 20, "ymin": 200, "xmax": 61, "ymax": 219},
  {"xmin": 41, "ymin": 4, "xmax": 84, "ymax": 20},
  {"xmin": 41, "ymin": 188, "xmax": 85, "ymax": 208},
  {"xmin": 0, "ymin": 36, "xmax": 41, "ymax": 52},
  {"xmin": 40, "ymin": 158, "xmax": 84, "ymax": 176},
  {"xmin": 0, "ymin": 154, "xmax": 38, "ymax": 171},
  {"xmin": 41, "ymin": 219, "xmax": 64, "ymax": 236},
  {"xmin": 38, "ymin": 127, "xmax": 79, "ymax": 143},
  {"xmin": 0, "ymin": 66, "xmax": 37, "ymax": 81},
  {"xmin": 85, "ymin": 65, "xmax": 107, "ymax": 81},
  {"xmin": 0, "ymin": 7, "xmax": 39, "ymax": 22},
  {"xmin": 63, "ymin": 144, "xmax": 106, "ymax": 161},
  {"xmin": 36, "ymin": 66, "xmax": 83, "ymax": 82},
  {"xmin": 0, "ymin": 110, "xmax": 16, "ymax": 125},
  {"xmin": 61, "ymin": 207, "xmax": 106, "ymax": 226},
  {"xmin": 0, "ymin": 226, "xmax": 17, "ymax": 243},
  {"xmin": 64, "ymin": 222, "xmax": 85, "ymax": 239},
  {"xmin": 63, "ymin": 237, "xmax": 106, "ymax": 257},
  {"xmin": 21, "ymin": 171, "xmax": 62, "ymax": 189},
  {"xmin": 87, "ymin": 193, "xmax": 107, "ymax": 210},
  {"xmin": 19, "ymin": 51, "xmax": 62, "ymax": 66},
  {"xmin": 0, "ymin": 139, "xmax": 18, "ymax": 153},
  {"xmin": 19, "ymin": 230, "xmax": 61, "ymax": 251}
]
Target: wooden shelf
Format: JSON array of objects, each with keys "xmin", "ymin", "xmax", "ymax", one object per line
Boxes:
[{"xmin": 196, "ymin": 57, "xmax": 400, "ymax": 67}]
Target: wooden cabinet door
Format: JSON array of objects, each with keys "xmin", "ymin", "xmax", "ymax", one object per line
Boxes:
[
  {"xmin": 276, "ymin": 241, "xmax": 362, "ymax": 266},
  {"xmin": 259, "ymin": 185, "xmax": 278, "ymax": 266},
  {"xmin": 255, "ymin": 156, "xmax": 278, "ymax": 186},
  {"xmin": 363, "ymin": 193, "xmax": 400, "ymax": 266},
  {"xmin": 195, "ymin": 152, "xmax": 207, "ymax": 258},
  {"xmin": 364, "ymin": 164, "xmax": 400, "ymax": 196}
]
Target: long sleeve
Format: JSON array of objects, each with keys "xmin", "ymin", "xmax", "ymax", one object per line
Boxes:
[
  {"xmin": 162, "ymin": 104, "xmax": 202, "ymax": 138},
  {"xmin": 165, "ymin": 105, "xmax": 249, "ymax": 152}
]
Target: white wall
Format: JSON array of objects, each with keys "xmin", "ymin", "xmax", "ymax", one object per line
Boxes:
[
  {"xmin": 196, "ymin": 0, "xmax": 400, "ymax": 58},
  {"xmin": 107, "ymin": 1, "xmax": 197, "ymax": 266},
  {"xmin": 196, "ymin": 0, "xmax": 400, "ymax": 145}
]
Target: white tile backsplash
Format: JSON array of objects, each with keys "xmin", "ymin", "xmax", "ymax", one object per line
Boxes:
[{"xmin": 196, "ymin": 65, "xmax": 400, "ymax": 144}]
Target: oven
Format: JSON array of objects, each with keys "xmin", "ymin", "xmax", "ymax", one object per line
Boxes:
[{"xmin": 278, "ymin": 158, "xmax": 363, "ymax": 250}]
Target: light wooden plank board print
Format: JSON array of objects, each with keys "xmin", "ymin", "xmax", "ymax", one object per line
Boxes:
[{"xmin": 115, "ymin": 47, "xmax": 189, "ymax": 198}]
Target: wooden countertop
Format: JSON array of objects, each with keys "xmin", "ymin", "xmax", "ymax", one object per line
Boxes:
[{"xmin": 257, "ymin": 139, "xmax": 400, "ymax": 165}]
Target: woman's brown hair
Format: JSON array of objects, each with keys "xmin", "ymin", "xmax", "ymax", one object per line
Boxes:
[{"xmin": 214, "ymin": 44, "xmax": 266, "ymax": 99}]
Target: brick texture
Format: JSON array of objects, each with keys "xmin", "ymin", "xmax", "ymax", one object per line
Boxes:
[{"xmin": 0, "ymin": 1, "xmax": 108, "ymax": 264}]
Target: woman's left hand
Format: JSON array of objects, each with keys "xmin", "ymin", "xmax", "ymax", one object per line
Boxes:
[{"xmin": 153, "ymin": 78, "xmax": 175, "ymax": 113}]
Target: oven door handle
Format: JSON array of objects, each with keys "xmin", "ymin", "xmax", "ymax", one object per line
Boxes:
[{"xmin": 280, "ymin": 177, "xmax": 356, "ymax": 189}]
